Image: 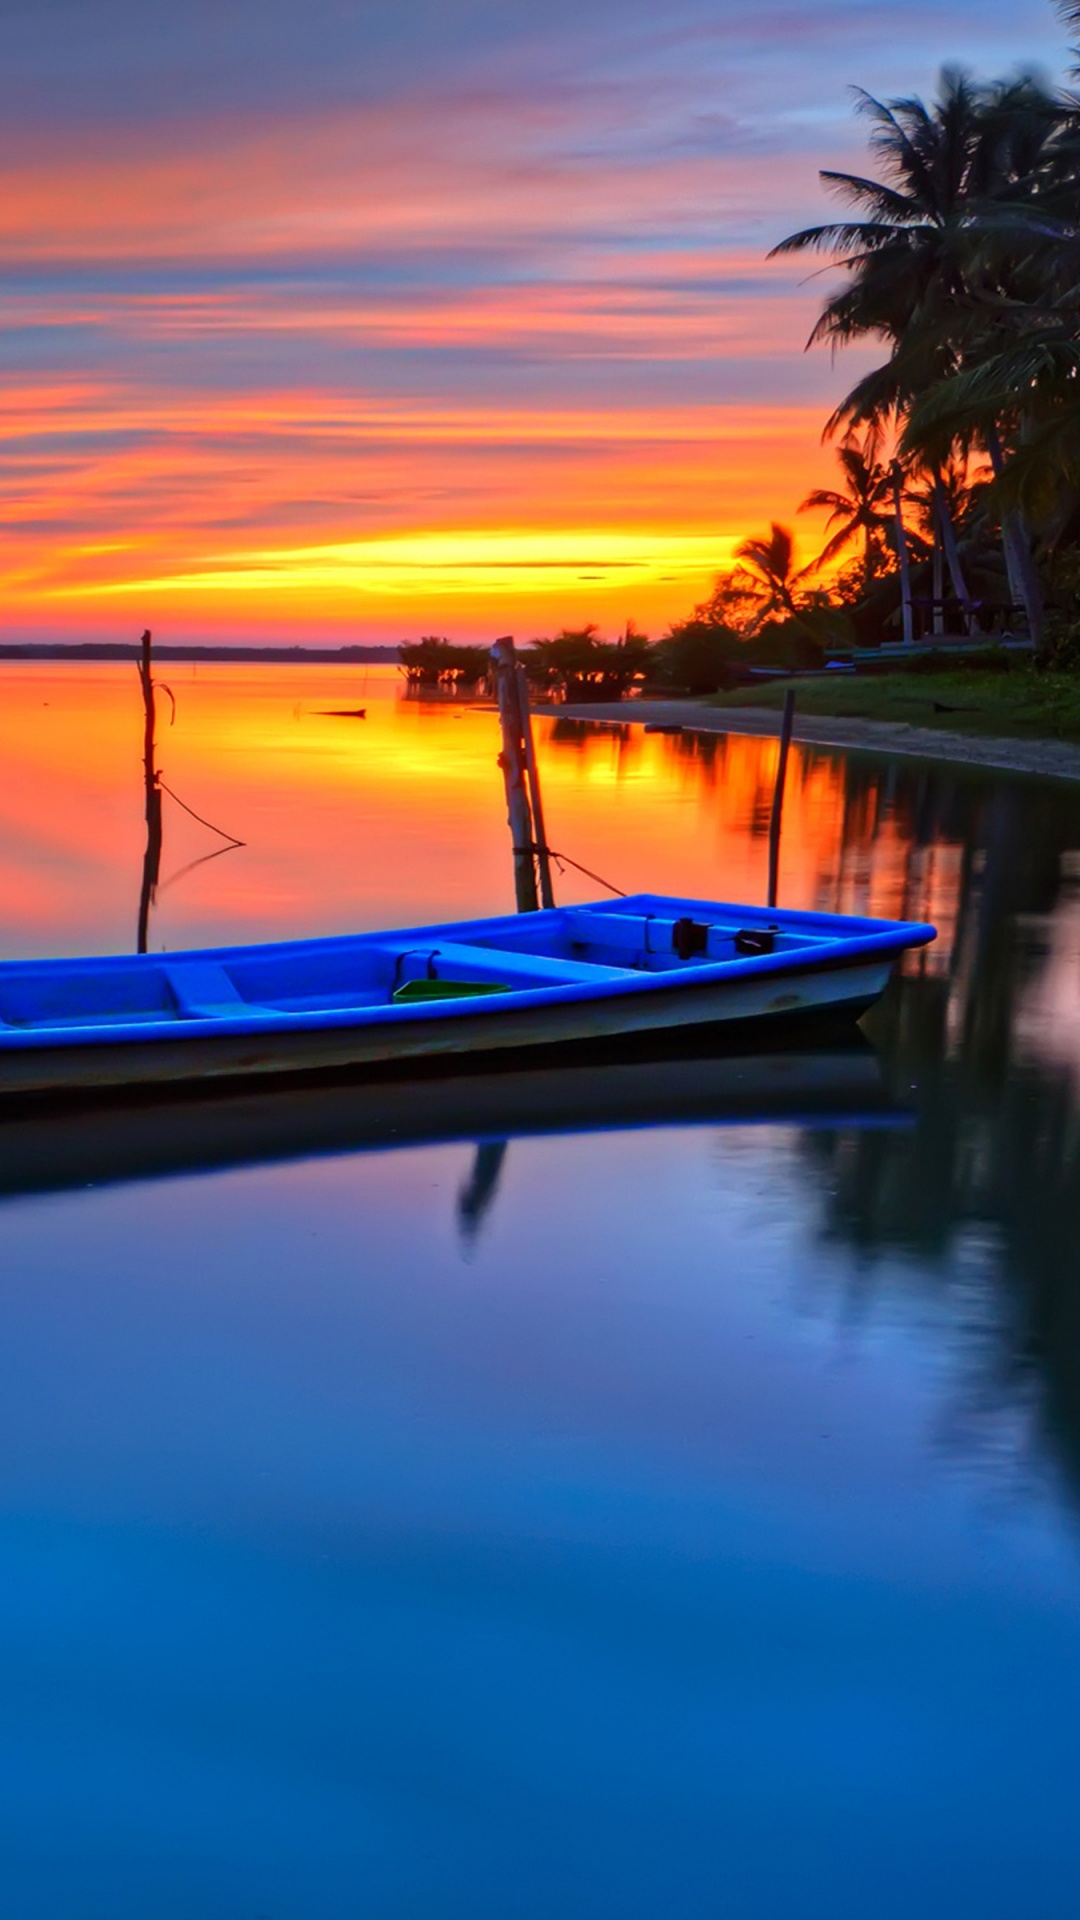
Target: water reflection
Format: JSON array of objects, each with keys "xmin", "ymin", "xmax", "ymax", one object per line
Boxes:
[
  {"xmin": 4, "ymin": 669, "xmax": 1080, "ymax": 1910},
  {"xmin": 512, "ymin": 713, "xmax": 1080, "ymax": 1504},
  {"xmin": 765, "ymin": 753, "xmax": 1080, "ymax": 1501},
  {"xmin": 0, "ymin": 1037, "xmax": 898, "ymax": 1202},
  {"xmin": 457, "ymin": 1140, "xmax": 510, "ymax": 1248}
]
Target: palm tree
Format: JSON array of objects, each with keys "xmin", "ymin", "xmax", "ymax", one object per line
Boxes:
[
  {"xmin": 770, "ymin": 71, "xmax": 994, "ymax": 363},
  {"xmin": 897, "ymin": 99, "xmax": 1080, "ymax": 515},
  {"xmin": 771, "ymin": 69, "xmax": 1066, "ymax": 640},
  {"xmin": 730, "ymin": 524, "xmax": 808, "ymax": 627},
  {"xmin": 799, "ymin": 436, "xmax": 895, "ymax": 591}
]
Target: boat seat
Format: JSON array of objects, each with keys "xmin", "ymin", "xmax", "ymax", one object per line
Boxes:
[
  {"xmin": 394, "ymin": 940, "xmax": 633, "ymax": 990},
  {"xmin": 164, "ymin": 962, "xmax": 256, "ymax": 1020}
]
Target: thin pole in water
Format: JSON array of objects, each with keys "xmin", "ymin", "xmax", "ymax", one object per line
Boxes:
[
  {"xmin": 767, "ymin": 688, "xmax": 795, "ymax": 911},
  {"xmin": 515, "ymin": 658, "xmax": 555, "ymax": 909},
  {"xmin": 136, "ymin": 628, "xmax": 162, "ymax": 953},
  {"xmin": 490, "ymin": 635, "xmax": 540, "ymax": 913}
]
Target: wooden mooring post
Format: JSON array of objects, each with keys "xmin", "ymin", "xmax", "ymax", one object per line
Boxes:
[
  {"xmin": 490, "ymin": 635, "xmax": 554, "ymax": 912},
  {"xmin": 136, "ymin": 628, "xmax": 162, "ymax": 953},
  {"xmin": 766, "ymin": 688, "xmax": 795, "ymax": 912},
  {"xmin": 515, "ymin": 656, "xmax": 554, "ymax": 909}
]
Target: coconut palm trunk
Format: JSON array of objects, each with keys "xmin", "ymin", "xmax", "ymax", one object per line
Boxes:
[
  {"xmin": 984, "ymin": 423, "xmax": 1044, "ymax": 643},
  {"xmin": 932, "ymin": 470, "xmax": 977, "ymax": 635},
  {"xmin": 891, "ymin": 464, "xmax": 915, "ymax": 645}
]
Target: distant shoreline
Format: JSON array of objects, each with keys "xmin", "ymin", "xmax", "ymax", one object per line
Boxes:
[{"xmin": 0, "ymin": 643, "xmax": 402, "ymax": 664}]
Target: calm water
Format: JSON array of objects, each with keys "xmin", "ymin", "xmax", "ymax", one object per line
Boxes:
[{"xmin": 3, "ymin": 664, "xmax": 1080, "ymax": 1917}]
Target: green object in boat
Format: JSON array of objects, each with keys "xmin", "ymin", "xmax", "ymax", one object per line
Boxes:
[{"xmin": 392, "ymin": 978, "xmax": 512, "ymax": 1004}]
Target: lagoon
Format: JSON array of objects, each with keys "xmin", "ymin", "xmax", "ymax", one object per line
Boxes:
[{"xmin": 2, "ymin": 664, "xmax": 1080, "ymax": 1916}]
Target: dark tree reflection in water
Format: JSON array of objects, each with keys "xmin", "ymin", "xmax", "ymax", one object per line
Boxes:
[{"xmin": 789, "ymin": 751, "xmax": 1080, "ymax": 1498}]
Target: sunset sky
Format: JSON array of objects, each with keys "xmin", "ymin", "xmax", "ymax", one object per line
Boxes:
[{"xmin": 0, "ymin": 0, "xmax": 1065, "ymax": 644}]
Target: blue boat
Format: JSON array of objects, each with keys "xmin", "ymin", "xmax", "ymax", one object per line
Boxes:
[{"xmin": 0, "ymin": 893, "xmax": 935, "ymax": 1096}]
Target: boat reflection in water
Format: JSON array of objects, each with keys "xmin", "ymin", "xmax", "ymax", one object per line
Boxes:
[{"xmin": 0, "ymin": 1031, "xmax": 906, "ymax": 1240}]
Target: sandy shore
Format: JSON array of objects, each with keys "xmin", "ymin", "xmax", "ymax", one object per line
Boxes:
[{"xmin": 537, "ymin": 699, "xmax": 1080, "ymax": 784}]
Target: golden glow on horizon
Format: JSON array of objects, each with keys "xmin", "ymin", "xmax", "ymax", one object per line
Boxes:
[
  {"xmin": 57, "ymin": 529, "xmax": 743, "ymax": 603},
  {"xmin": 0, "ymin": 378, "xmax": 832, "ymax": 636}
]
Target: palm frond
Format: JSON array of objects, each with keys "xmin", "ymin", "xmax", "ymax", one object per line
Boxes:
[
  {"xmin": 817, "ymin": 172, "xmax": 928, "ymax": 222},
  {"xmin": 824, "ymin": 362, "xmax": 904, "ymax": 439},
  {"xmin": 769, "ymin": 219, "xmax": 921, "ymax": 259},
  {"xmin": 809, "ymin": 525, "xmax": 861, "ymax": 571},
  {"xmin": 799, "ymin": 489, "xmax": 848, "ymax": 514},
  {"xmin": 906, "ymin": 336, "xmax": 1080, "ymax": 443}
]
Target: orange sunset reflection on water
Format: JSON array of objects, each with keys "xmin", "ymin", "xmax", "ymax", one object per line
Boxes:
[{"xmin": 0, "ymin": 663, "xmax": 963, "ymax": 969}]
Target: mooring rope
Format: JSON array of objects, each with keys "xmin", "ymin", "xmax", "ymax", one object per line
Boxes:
[
  {"xmin": 156, "ymin": 777, "xmax": 246, "ymax": 848},
  {"xmin": 550, "ymin": 850, "xmax": 627, "ymax": 898},
  {"xmin": 513, "ymin": 842, "xmax": 627, "ymax": 898}
]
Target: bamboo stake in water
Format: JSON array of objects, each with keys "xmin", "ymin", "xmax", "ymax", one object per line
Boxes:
[
  {"xmin": 515, "ymin": 658, "xmax": 555, "ymax": 909},
  {"xmin": 136, "ymin": 628, "xmax": 162, "ymax": 953},
  {"xmin": 490, "ymin": 636, "xmax": 539, "ymax": 913},
  {"xmin": 767, "ymin": 689, "xmax": 795, "ymax": 911}
]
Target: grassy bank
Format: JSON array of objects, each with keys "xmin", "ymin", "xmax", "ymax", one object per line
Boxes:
[{"xmin": 706, "ymin": 670, "xmax": 1080, "ymax": 743}]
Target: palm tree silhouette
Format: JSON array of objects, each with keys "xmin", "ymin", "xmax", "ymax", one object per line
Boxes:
[
  {"xmin": 731, "ymin": 523, "xmax": 808, "ymax": 627},
  {"xmin": 772, "ymin": 69, "xmax": 1063, "ymax": 639},
  {"xmin": 800, "ymin": 436, "xmax": 894, "ymax": 591}
]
